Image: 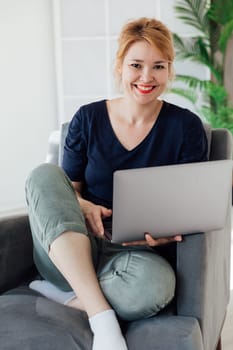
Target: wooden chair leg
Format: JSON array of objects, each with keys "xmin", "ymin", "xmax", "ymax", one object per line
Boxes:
[{"xmin": 216, "ymin": 336, "xmax": 222, "ymax": 350}]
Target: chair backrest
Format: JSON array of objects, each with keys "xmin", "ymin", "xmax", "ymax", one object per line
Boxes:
[{"xmin": 59, "ymin": 122, "xmax": 70, "ymax": 166}]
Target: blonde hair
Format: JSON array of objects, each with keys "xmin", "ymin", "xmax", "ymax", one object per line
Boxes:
[{"xmin": 115, "ymin": 17, "xmax": 175, "ymax": 84}]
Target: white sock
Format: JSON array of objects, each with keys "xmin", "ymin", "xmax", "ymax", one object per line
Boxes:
[
  {"xmin": 89, "ymin": 309, "xmax": 128, "ymax": 350},
  {"xmin": 29, "ymin": 280, "xmax": 76, "ymax": 305}
]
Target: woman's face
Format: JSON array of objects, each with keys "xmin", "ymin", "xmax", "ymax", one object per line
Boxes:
[{"xmin": 119, "ymin": 40, "xmax": 170, "ymax": 105}]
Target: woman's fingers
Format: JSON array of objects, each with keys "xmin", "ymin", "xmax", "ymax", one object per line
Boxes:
[
  {"xmin": 122, "ymin": 233, "xmax": 182, "ymax": 247},
  {"xmin": 83, "ymin": 204, "xmax": 112, "ymax": 238},
  {"xmin": 145, "ymin": 233, "xmax": 182, "ymax": 246},
  {"xmin": 122, "ymin": 239, "xmax": 147, "ymax": 246}
]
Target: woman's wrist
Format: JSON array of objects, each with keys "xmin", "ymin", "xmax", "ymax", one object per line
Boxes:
[{"xmin": 76, "ymin": 195, "xmax": 94, "ymax": 213}]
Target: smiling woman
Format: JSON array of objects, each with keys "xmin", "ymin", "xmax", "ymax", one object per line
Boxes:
[
  {"xmin": 119, "ymin": 41, "xmax": 169, "ymax": 105},
  {"xmin": 25, "ymin": 17, "xmax": 208, "ymax": 350},
  {"xmin": 115, "ymin": 17, "xmax": 175, "ymax": 79},
  {"xmin": 105, "ymin": 19, "xmax": 175, "ymax": 151}
]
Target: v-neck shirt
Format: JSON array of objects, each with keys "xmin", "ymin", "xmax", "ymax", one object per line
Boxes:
[{"xmin": 62, "ymin": 99, "xmax": 208, "ymax": 208}]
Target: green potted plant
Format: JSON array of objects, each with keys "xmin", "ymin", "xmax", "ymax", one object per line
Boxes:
[{"xmin": 170, "ymin": 0, "xmax": 233, "ymax": 133}]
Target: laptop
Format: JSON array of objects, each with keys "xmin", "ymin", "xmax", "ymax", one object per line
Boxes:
[{"xmin": 105, "ymin": 160, "xmax": 232, "ymax": 243}]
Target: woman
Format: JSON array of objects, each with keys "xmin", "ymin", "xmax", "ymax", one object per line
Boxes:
[{"xmin": 26, "ymin": 17, "xmax": 207, "ymax": 350}]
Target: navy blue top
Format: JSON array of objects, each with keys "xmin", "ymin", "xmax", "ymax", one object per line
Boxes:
[{"xmin": 62, "ymin": 100, "xmax": 208, "ymax": 209}]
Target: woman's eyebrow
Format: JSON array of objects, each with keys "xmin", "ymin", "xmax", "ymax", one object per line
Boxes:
[{"xmin": 128, "ymin": 59, "xmax": 167, "ymax": 64}]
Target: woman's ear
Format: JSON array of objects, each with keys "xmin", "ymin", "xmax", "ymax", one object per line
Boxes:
[
  {"xmin": 168, "ymin": 63, "xmax": 175, "ymax": 82},
  {"xmin": 114, "ymin": 62, "xmax": 122, "ymax": 85},
  {"xmin": 116, "ymin": 62, "xmax": 122, "ymax": 76}
]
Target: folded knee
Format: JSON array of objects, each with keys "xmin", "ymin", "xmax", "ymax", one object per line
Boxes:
[
  {"xmin": 25, "ymin": 163, "xmax": 64, "ymax": 198},
  {"xmin": 26, "ymin": 163, "xmax": 60, "ymax": 186},
  {"xmin": 99, "ymin": 251, "xmax": 176, "ymax": 321}
]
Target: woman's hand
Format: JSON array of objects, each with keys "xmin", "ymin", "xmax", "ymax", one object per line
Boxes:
[
  {"xmin": 122, "ymin": 233, "xmax": 182, "ymax": 247},
  {"xmin": 80, "ymin": 198, "xmax": 112, "ymax": 238},
  {"xmin": 72, "ymin": 181, "xmax": 112, "ymax": 238}
]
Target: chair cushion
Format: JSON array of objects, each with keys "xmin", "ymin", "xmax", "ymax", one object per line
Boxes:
[
  {"xmin": 0, "ymin": 287, "xmax": 203, "ymax": 350},
  {"xmin": 126, "ymin": 315, "xmax": 204, "ymax": 350},
  {"xmin": 0, "ymin": 293, "xmax": 92, "ymax": 350},
  {"xmin": 0, "ymin": 216, "xmax": 36, "ymax": 294}
]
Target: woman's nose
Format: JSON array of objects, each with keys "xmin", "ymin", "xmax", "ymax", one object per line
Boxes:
[{"xmin": 140, "ymin": 67, "xmax": 154, "ymax": 82}]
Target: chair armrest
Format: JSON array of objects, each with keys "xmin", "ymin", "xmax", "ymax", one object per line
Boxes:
[
  {"xmin": 46, "ymin": 130, "xmax": 60, "ymax": 165},
  {"xmin": 46, "ymin": 123, "xmax": 69, "ymax": 166},
  {"xmin": 210, "ymin": 128, "xmax": 233, "ymax": 160},
  {"xmin": 0, "ymin": 215, "xmax": 36, "ymax": 293},
  {"xmin": 176, "ymin": 199, "xmax": 231, "ymax": 350}
]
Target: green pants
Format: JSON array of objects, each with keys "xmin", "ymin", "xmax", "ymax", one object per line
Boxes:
[{"xmin": 25, "ymin": 163, "xmax": 176, "ymax": 321}]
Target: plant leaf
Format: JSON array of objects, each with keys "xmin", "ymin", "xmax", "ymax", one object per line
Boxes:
[
  {"xmin": 219, "ymin": 20, "xmax": 233, "ymax": 52},
  {"xmin": 204, "ymin": 82, "xmax": 228, "ymax": 105},
  {"xmin": 168, "ymin": 87, "xmax": 198, "ymax": 104},
  {"xmin": 175, "ymin": 74, "xmax": 210, "ymax": 90},
  {"xmin": 201, "ymin": 105, "xmax": 233, "ymax": 133},
  {"xmin": 174, "ymin": 0, "xmax": 210, "ymax": 36},
  {"xmin": 174, "ymin": 35, "xmax": 210, "ymax": 61},
  {"xmin": 208, "ymin": 0, "xmax": 233, "ymax": 25},
  {"xmin": 173, "ymin": 34, "xmax": 222, "ymax": 82}
]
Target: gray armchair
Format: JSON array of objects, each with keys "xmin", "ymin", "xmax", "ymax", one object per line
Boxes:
[{"xmin": 0, "ymin": 123, "xmax": 232, "ymax": 350}]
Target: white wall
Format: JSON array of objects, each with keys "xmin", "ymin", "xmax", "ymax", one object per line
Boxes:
[{"xmin": 0, "ymin": 0, "xmax": 57, "ymax": 213}]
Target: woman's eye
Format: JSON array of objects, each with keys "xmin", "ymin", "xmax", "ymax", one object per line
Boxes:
[
  {"xmin": 154, "ymin": 64, "xmax": 165, "ymax": 70},
  {"xmin": 131, "ymin": 63, "xmax": 141, "ymax": 69}
]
